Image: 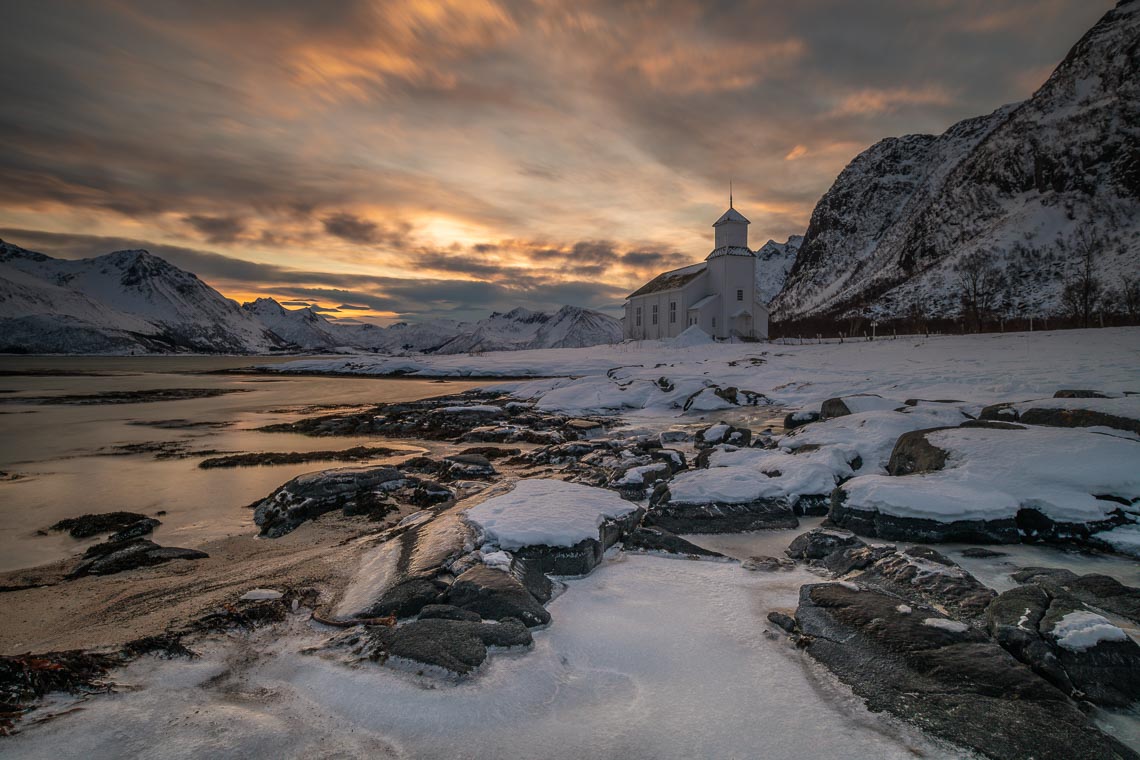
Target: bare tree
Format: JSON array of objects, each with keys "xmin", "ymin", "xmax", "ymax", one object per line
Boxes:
[
  {"xmin": 1059, "ymin": 230, "xmax": 1103, "ymax": 328},
  {"xmin": 1117, "ymin": 276, "xmax": 1140, "ymax": 323},
  {"xmin": 955, "ymin": 252, "xmax": 1005, "ymax": 333}
]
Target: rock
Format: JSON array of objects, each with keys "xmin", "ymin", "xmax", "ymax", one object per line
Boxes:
[
  {"xmin": 742, "ymin": 555, "xmax": 796, "ymax": 572},
  {"xmin": 961, "ymin": 547, "xmax": 1009, "ymax": 558},
  {"xmin": 818, "ymin": 544, "xmax": 896, "ymax": 576},
  {"xmin": 658, "ymin": 431, "xmax": 691, "ymax": 445},
  {"xmin": 509, "ymin": 558, "xmax": 556, "ymax": 603},
  {"xmin": 828, "ymin": 488, "xmax": 1020, "ymax": 544},
  {"xmin": 645, "ymin": 496, "xmax": 797, "ymax": 534},
  {"xmin": 367, "ymin": 617, "xmax": 532, "ymax": 675},
  {"xmin": 623, "ymin": 527, "xmax": 727, "ymax": 560},
  {"xmin": 795, "ymin": 582, "xmax": 1135, "ymax": 760},
  {"xmin": 958, "ymin": 419, "xmax": 1026, "ymax": 430},
  {"xmin": 988, "ymin": 582, "xmax": 1140, "ymax": 707},
  {"xmin": 361, "ymin": 578, "xmax": 449, "ymax": 619},
  {"xmin": 442, "ymin": 453, "xmax": 496, "ymax": 479},
  {"xmin": 457, "ymin": 446, "xmax": 521, "ymax": 460},
  {"xmin": 49, "ymin": 511, "xmax": 151, "ymax": 539},
  {"xmin": 1054, "ymin": 390, "xmax": 1110, "ymax": 399},
  {"xmin": 886, "ymin": 428, "xmax": 952, "ymax": 475},
  {"xmin": 417, "ymin": 604, "xmax": 482, "ymax": 622},
  {"xmin": 1011, "ymin": 568, "xmax": 1140, "ymax": 624},
  {"xmin": 106, "ymin": 517, "xmax": 161, "ymax": 542},
  {"xmin": 695, "ymin": 422, "xmax": 752, "ymax": 448},
  {"xmin": 1021, "ymin": 406, "xmax": 1140, "ymax": 435},
  {"xmin": 978, "ymin": 402, "xmax": 1022, "ymax": 422},
  {"xmin": 767, "ymin": 610, "xmax": 797, "ymax": 632},
  {"xmin": 69, "ymin": 538, "xmax": 208, "ymax": 577},
  {"xmin": 783, "ymin": 410, "xmax": 820, "ymax": 430},
  {"xmin": 252, "ymin": 466, "xmax": 405, "ymax": 537},
  {"xmin": 446, "ymin": 565, "xmax": 550, "ymax": 628},
  {"xmin": 785, "ymin": 528, "xmax": 865, "ymax": 560},
  {"xmin": 198, "ymin": 446, "xmax": 404, "ymax": 469},
  {"xmin": 511, "ymin": 508, "xmax": 644, "ymax": 577},
  {"xmin": 855, "ymin": 546, "xmax": 996, "ymax": 620}
]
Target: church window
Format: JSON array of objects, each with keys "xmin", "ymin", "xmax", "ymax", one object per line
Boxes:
[
  {"xmin": 712, "ymin": 317, "xmax": 716, "ymax": 329},
  {"xmin": 651, "ymin": 304, "xmax": 658, "ymax": 325},
  {"xmin": 635, "ymin": 307, "xmax": 641, "ymax": 327},
  {"xmin": 737, "ymin": 289, "xmax": 743, "ymax": 301},
  {"xmin": 669, "ymin": 302, "xmax": 676, "ymax": 323}
]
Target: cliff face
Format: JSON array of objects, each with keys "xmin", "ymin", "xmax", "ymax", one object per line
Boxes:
[{"xmin": 773, "ymin": 0, "xmax": 1140, "ymax": 322}]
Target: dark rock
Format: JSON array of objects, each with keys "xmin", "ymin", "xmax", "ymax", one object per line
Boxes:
[
  {"xmin": 409, "ymin": 480, "xmax": 453, "ymax": 507},
  {"xmin": 417, "ymin": 604, "xmax": 481, "ymax": 622},
  {"xmin": 1054, "ymin": 390, "xmax": 1110, "ymax": 399},
  {"xmin": 903, "ymin": 398, "xmax": 964, "ymax": 406},
  {"xmin": 1020, "ymin": 406, "xmax": 1140, "ymax": 435},
  {"xmin": 1011, "ymin": 568, "xmax": 1140, "ymax": 624},
  {"xmin": 50, "ymin": 511, "xmax": 150, "ymax": 539},
  {"xmin": 978, "ymin": 403, "xmax": 1022, "ymax": 422},
  {"xmin": 855, "ymin": 546, "xmax": 996, "ymax": 619},
  {"xmin": 511, "ymin": 508, "xmax": 643, "ymax": 576},
  {"xmin": 198, "ymin": 446, "xmax": 404, "ymax": 469},
  {"xmin": 446, "ymin": 565, "xmax": 550, "ymax": 628},
  {"xmin": 69, "ymin": 538, "xmax": 208, "ymax": 577},
  {"xmin": 458, "ymin": 446, "xmax": 521, "ymax": 460},
  {"xmin": 442, "ymin": 453, "xmax": 496, "ymax": 479},
  {"xmin": 819, "ymin": 544, "xmax": 896, "ymax": 576},
  {"xmin": 829, "ymin": 488, "xmax": 1020, "ymax": 544},
  {"xmin": 695, "ymin": 422, "xmax": 752, "ymax": 448},
  {"xmin": 1016, "ymin": 507, "xmax": 1128, "ymax": 547},
  {"xmin": 368, "ymin": 617, "xmax": 532, "ymax": 675},
  {"xmin": 252, "ymin": 466, "xmax": 405, "ymax": 537},
  {"xmin": 795, "ymin": 582, "xmax": 1135, "ymax": 760},
  {"xmin": 645, "ymin": 496, "xmax": 797, "ymax": 534},
  {"xmin": 785, "ymin": 528, "xmax": 865, "ymax": 560},
  {"xmin": 362, "ymin": 578, "xmax": 449, "ymax": 619},
  {"xmin": 783, "ymin": 410, "xmax": 820, "ymax": 430},
  {"xmin": 961, "ymin": 547, "xmax": 1009, "ymax": 558},
  {"xmin": 623, "ymin": 527, "xmax": 727, "ymax": 559},
  {"xmin": 767, "ymin": 610, "xmax": 796, "ymax": 632},
  {"xmin": 742, "ymin": 555, "xmax": 795, "ymax": 572},
  {"xmin": 509, "ymin": 557, "xmax": 555, "ymax": 603},
  {"xmin": 988, "ymin": 581, "xmax": 1140, "ymax": 707},
  {"xmin": 106, "ymin": 517, "xmax": 161, "ymax": 542},
  {"xmin": 886, "ymin": 428, "xmax": 952, "ymax": 475}
]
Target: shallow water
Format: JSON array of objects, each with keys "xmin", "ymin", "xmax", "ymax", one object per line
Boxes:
[{"xmin": 0, "ymin": 356, "xmax": 489, "ymax": 571}]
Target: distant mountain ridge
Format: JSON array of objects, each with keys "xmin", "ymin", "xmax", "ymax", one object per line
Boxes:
[
  {"xmin": 0, "ymin": 240, "xmax": 622, "ymax": 355},
  {"xmin": 772, "ymin": 0, "xmax": 1140, "ymax": 323}
]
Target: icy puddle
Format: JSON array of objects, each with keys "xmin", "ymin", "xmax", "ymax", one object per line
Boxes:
[{"xmin": 8, "ymin": 554, "xmax": 960, "ymax": 760}]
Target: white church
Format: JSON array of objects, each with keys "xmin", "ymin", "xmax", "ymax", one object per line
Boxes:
[{"xmin": 624, "ymin": 200, "xmax": 769, "ymax": 341}]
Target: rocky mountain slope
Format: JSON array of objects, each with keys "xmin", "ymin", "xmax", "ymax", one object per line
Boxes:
[
  {"xmin": 755, "ymin": 235, "xmax": 802, "ymax": 305},
  {"xmin": 0, "ymin": 241, "xmax": 284, "ymax": 354},
  {"xmin": 772, "ymin": 0, "xmax": 1140, "ymax": 323}
]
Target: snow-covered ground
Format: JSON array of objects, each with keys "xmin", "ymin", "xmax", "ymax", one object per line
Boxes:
[
  {"xmin": 269, "ymin": 327, "xmax": 1140, "ymax": 417},
  {"xmin": 4, "ymin": 554, "xmax": 960, "ymax": 760}
]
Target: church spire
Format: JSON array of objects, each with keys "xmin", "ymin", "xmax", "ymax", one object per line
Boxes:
[{"xmin": 729, "ymin": 179, "xmax": 733, "ymax": 209}]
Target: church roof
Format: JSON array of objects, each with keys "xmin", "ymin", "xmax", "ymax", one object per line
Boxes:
[
  {"xmin": 705, "ymin": 245, "xmax": 754, "ymax": 260},
  {"xmin": 689, "ymin": 293, "xmax": 719, "ymax": 310},
  {"xmin": 627, "ymin": 262, "xmax": 706, "ymax": 298},
  {"xmin": 712, "ymin": 207, "xmax": 750, "ymax": 226}
]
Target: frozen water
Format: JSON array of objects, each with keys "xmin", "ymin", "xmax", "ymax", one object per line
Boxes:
[{"xmin": 5, "ymin": 554, "xmax": 964, "ymax": 760}]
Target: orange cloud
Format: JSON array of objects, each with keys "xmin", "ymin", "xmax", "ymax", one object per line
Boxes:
[{"xmin": 830, "ymin": 86, "xmax": 954, "ymax": 116}]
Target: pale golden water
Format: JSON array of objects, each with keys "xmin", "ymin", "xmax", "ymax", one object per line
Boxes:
[{"xmin": 0, "ymin": 356, "xmax": 489, "ymax": 572}]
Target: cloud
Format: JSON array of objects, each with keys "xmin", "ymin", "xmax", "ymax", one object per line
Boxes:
[
  {"xmin": 829, "ymin": 86, "xmax": 955, "ymax": 117},
  {"xmin": 336, "ymin": 303, "xmax": 371, "ymax": 310},
  {"xmin": 321, "ymin": 212, "xmax": 412, "ymax": 246},
  {"xmin": 183, "ymin": 214, "xmax": 247, "ymax": 243}
]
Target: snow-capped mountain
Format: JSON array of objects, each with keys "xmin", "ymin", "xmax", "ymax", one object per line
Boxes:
[
  {"xmin": 773, "ymin": 0, "xmax": 1140, "ymax": 323},
  {"xmin": 430, "ymin": 306, "xmax": 622, "ymax": 354},
  {"xmin": 0, "ymin": 241, "xmax": 285, "ymax": 354},
  {"xmin": 754, "ymin": 235, "xmax": 802, "ymax": 305},
  {"xmin": 0, "ymin": 240, "xmax": 622, "ymax": 354}
]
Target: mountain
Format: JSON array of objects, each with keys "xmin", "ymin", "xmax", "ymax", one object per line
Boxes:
[
  {"xmin": 429, "ymin": 306, "xmax": 623, "ymax": 354},
  {"xmin": 0, "ymin": 240, "xmax": 623, "ymax": 354},
  {"xmin": 772, "ymin": 0, "xmax": 1140, "ymax": 323},
  {"xmin": 0, "ymin": 241, "xmax": 284, "ymax": 354},
  {"xmin": 754, "ymin": 235, "xmax": 802, "ymax": 304}
]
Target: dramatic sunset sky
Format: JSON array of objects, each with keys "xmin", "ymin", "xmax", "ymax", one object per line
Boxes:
[{"xmin": 0, "ymin": 0, "xmax": 1113, "ymax": 323}]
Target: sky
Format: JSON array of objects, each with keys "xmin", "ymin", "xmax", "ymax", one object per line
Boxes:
[{"xmin": 0, "ymin": 0, "xmax": 1115, "ymax": 324}]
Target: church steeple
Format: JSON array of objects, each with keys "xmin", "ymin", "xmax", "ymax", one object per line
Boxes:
[{"xmin": 711, "ymin": 197, "xmax": 750, "ymax": 251}]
